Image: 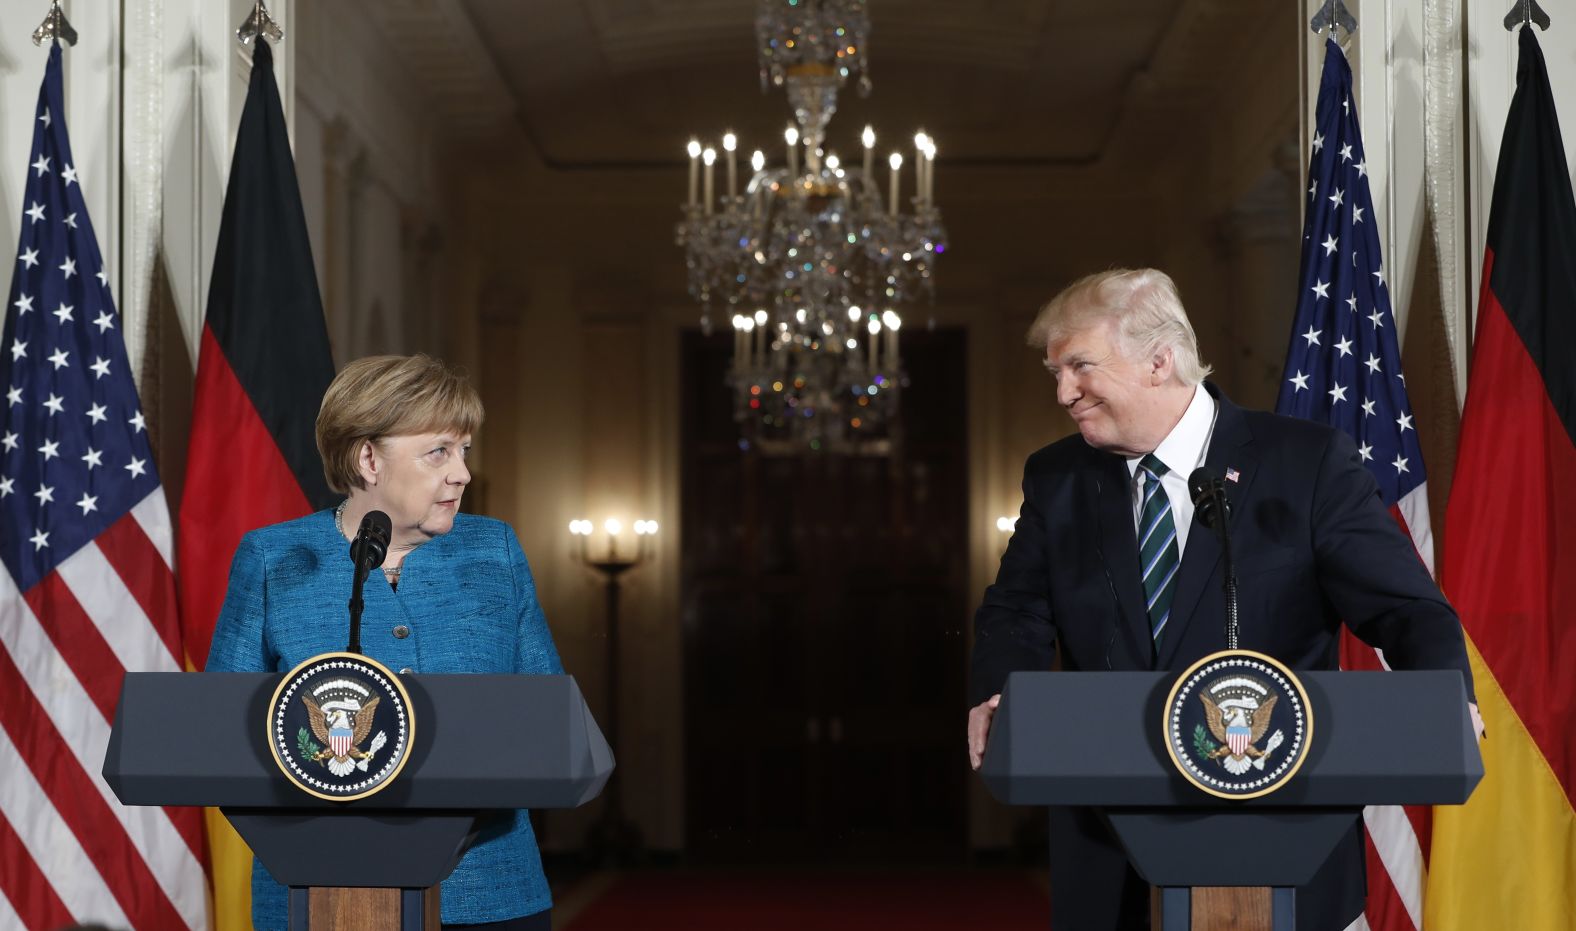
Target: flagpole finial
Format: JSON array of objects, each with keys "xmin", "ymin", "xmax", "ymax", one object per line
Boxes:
[
  {"xmin": 32, "ymin": 0, "xmax": 78, "ymax": 47},
  {"xmin": 1308, "ymin": 0, "xmax": 1357, "ymax": 40},
  {"xmin": 1503, "ymin": 0, "xmax": 1551, "ymax": 31},
  {"xmin": 237, "ymin": 0, "xmax": 284, "ymax": 47}
]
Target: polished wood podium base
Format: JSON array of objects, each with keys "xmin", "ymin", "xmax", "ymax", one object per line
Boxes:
[
  {"xmin": 288, "ymin": 886, "xmax": 440, "ymax": 930},
  {"xmin": 1154, "ymin": 887, "xmax": 1284, "ymax": 930}
]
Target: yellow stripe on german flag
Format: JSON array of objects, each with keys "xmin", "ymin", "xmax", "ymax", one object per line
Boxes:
[{"xmin": 1425, "ymin": 638, "xmax": 1576, "ymax": 928}]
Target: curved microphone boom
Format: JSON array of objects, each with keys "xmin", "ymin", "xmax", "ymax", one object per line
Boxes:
[
  {"xmin": 346, "ymin": 510, "xmax": 392, "ymax": 654},
  {"xmin": 1188, "ymin": 468, "xmax": 1240, "ymax": 650}
]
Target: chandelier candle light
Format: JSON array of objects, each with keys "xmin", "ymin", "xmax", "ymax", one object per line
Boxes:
[{"xmin": 677, "ymin": 0, "xmax": 946, "ymax": 452}]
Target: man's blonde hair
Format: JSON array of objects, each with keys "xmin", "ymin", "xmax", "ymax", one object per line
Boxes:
[
  {"xmin": 1026, "ymin": 268, "xmax": 1213, "ymax": 386},
  {"xmin": 316, "ymin": 354, "xmax": 484, "ymax": 495}
]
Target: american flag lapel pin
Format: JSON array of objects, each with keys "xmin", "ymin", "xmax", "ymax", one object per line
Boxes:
[{"xmin": 1225, "ymin": 467, "xmax": 1241, "ymax": 483}]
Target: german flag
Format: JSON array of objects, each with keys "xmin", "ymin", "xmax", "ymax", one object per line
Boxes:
[
  {"xmin": 174, "ymin": 37, "xmax": 335, "ymax": 931},
  {"xmin": 1426, "ymin": 25, "xmax": 1576, "ymax": 928}
]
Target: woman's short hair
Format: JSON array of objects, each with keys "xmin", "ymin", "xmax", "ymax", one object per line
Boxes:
[
  {"xmin": 316, "ymin": 354, "xmax": 484, "ymax": 495},
  {"xmin": 1026, "ymin": 268, "xmax": 1213, "ymax": 386}
]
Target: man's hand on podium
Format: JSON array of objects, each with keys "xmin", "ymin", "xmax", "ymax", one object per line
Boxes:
[
  {"xmin": 1469, "ymin": 701, "xmax": 1486, "ymax": 743},
  {"xmin": 968, "ymin": 693, "xmax": 1001, "ymax": 771}
]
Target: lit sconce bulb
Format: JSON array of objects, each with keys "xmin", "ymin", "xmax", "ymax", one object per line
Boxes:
[
  {"xmin": 821, "ymin": 321, "xmax": 833, "ymax": 335},
  {"xmin": 743, "ymin": 317, "xmax": 756, "ymax": 332},
  {"xmin": 723, "ymin": 132, "xmax": 737, "ymax": 152},
  {"xmin": 732, "ymin": 313, "xmax": 746, "ymax": 330},
  {"xmin": 846, "ymin": 338, "xmax": 858, "ymax": 350},
  {"xmin": 996, "ymin": 516, "xmax": 1017, "ymax": 532},
  {"xmin": 925, "ymin": 140, "xmax": 938, "ymax": 160},
  {"xmin": 634, "ymin": 519, "xmax": 661, "ymax": 536},
  {"xmin": 889, "ymin": 152, "xmax": 903, "ymax": 170},
  {"xmin": 868, "ymin": 318, "xmax": 882, "ymax": 335},
  {"xmin": 847, "ymin": 305, "xmax": 862, "ymax": 321},
  {"xmin": 826, "ymin": 153, "xmax": 841, "ymax": 172},
  {"xmin": 569, "ymin": 519, "xmax": 592, "ymax": 535},
  {"xmin": 687, "ymin": 139, "xmax": 701, "ymax": 159},
  {"xmin": 862, "ymin": 125, "xmax": 876, "ymax": 149},
  {"xmin": 754, "ymin": 309, "xmax": 768, "ymax": 326},
  {"xmin": 795, "ymin": 307, "xmax": 808, "ymax": 324},
  {"xmin": 604, "ymin": 518, "xmax": 623, "ymax": 536},
  {"xmin": 882, "ymin": 309, "xmax": 902, "ymax": 330},
  {"xmin": 702, "ymin": 147, "xmax": 716, "ymax": 166},
  {"xmin": 751, "ymin": 150, "xmax": 765, "ymax": 172},
  {"xmin": 785, "ymin": 126, "xmax": 799, "ymax": 146},
  {"xmin": 914, "ymin": 130, "xmax": 930, "ymax": 151}
]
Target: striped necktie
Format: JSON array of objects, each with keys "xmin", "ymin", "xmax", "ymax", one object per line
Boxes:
[{"xmin": 1138, "ymin": 454, "xmax": 1180, "ymax": 650}]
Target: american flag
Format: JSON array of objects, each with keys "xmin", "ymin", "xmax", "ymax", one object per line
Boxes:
[
  {"xmin": 1276, "ymin": 39, "xmax": 1434, "ymax": 931},
  {"xmin": 0, "ymin": 44, "xmax": 208, "ymax": 930}
]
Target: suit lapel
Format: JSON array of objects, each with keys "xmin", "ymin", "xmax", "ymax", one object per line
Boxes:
[
  {"xmin": 1156, "ymin": 388, "xmax": 1259, "ymax": 668},
  {"xmin": 1092, "ymin": 450, "xmax": 1154, "ymax": 669}
]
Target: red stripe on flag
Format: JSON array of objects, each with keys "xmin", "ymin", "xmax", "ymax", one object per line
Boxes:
[
  {"xmin": 94, "ymin": 513, "xmax": 211, "ymax": 863},
  {"xmin": 178, "ymin": 324, "xmax": 312, "ymax": 669},
  {"xmin": 21, "ymin": 572, "xmax": 125, "ymax": 721},
  {"xmin": 0, "ymin": 807, "xmax": 76, "ymax": 931},
  {"xmin": 0, "ymin": 649, "xmax": 190, "ymax": 931},
  {"xmin": 97, "ymin": 512, "xmax": 183, "ymax": 664},
  {"xmin": 1361, "ymin": 826, "xmax": 1419, "ymax": 931}
]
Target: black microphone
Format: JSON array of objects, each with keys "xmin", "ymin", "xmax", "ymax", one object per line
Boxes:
[
  {"xmin": 346, "ymin": 510, "xmax": 392, "ymax": 654},
  {"xmin": 1188, "ymin": 467, "xmax": 1230, "ymax": 528},
  {"xmin": 1188, "ymin": 468, "xmax": 1240, "ymax": 650},
  {"xmin": 351, "ymin": 510, "xmax": 392, "ymax": 571}
]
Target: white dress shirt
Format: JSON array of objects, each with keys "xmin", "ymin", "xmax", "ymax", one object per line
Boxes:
[{"xmin": 1126, "ymin": 383, "xmax": 1217, "ymax": 558}]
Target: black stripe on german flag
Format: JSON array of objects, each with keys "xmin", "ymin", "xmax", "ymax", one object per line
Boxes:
[{"xmin": 1482, "ymin": 25, "xmax": 1576, "ymax": 447}]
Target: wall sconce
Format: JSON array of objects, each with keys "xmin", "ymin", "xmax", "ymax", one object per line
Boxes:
[{"xmin": 569, "ymin": 517, "xmax": 658, "ymax": 566}]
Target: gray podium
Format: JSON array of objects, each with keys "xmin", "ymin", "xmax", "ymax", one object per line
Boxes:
[
  {"xmin": 979, "ymin": 669, "xmax": 1482, "ymax": 930},
  {"xmin": 104, "ymin": 672, "xmax": 613, "ymax": 931}
]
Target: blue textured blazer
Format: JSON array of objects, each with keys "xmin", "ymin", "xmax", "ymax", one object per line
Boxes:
[{"xmin": 206, "ymin": 509, "xmax": 563, "ymax": 929}]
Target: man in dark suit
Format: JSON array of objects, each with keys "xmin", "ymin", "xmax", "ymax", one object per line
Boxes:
[{"xmin": 966, "ymin": 268, "xmax": 1479, "ymax": 930}]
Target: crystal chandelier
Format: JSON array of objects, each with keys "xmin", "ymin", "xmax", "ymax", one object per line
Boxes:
[{"xmin": 676, "ymin": 0, "xmax": 946, "ymax": 452}]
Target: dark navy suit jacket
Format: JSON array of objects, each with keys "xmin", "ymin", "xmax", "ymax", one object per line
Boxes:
[{"xmin": 971, "ymin": 383, "xmax": 1474, "ymax": 930}]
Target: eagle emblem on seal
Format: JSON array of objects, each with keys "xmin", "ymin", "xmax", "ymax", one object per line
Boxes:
[
  {"xmin": 1199, "ymin": 678, "xmax": 1286, "ymax": 776},
  {"xmin": 301, "ymin": 683, "xmax": 389, "ymax": 777}
]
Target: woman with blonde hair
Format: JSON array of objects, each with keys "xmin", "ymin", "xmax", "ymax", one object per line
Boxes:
[{"xmin": 207, "ymin": 354, "xmax": 561, "ymax": 931}]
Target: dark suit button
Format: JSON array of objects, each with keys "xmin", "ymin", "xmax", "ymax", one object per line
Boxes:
[
  {"xmin": 399, "ymin": 667, "xmax": 414, "ymax": 675},
  {"xmin": 393, "ymin": 625, "xmax": 410, "ymax": 639}
]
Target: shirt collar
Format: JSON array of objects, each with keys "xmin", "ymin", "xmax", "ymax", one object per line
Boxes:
[{"xmin": 1125, "ymin": 383, "xmax": 1217, "ymax": 481}]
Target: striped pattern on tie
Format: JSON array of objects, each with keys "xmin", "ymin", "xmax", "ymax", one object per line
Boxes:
[{"xmin": 1138, "ymin": 454, "xmax": 1180, "ymax": 648}]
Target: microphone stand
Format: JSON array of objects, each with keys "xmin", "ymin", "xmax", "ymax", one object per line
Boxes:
[
  {"xmin": 347, "ymin": 557, "xmax": 370, "ymax": 655},
  {"xmin": 1211, "ymin": 481, "xmax": 1240, "ymax": 650}
]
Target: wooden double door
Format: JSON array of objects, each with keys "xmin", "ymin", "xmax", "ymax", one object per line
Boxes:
[{"xmin": 680, "ymin": 328, "xmax": 969, "ymax": 863}]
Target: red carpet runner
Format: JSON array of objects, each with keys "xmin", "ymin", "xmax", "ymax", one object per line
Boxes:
[{"xmin": 561, "ymin": 871, "xmax": 1050, "ymax": 930}]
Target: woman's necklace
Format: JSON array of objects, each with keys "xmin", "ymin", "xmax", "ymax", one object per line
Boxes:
[{"xmin": 335, "ymin": 501, "xmax": 403, "ymax": 585}]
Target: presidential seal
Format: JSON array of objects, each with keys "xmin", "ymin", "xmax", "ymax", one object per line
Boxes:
[
  {"xmin": 1162, "ymin": 650, "xmax": 1313, "ymax": 800},
  {"xmin": 266, "ymin": 652, "xmax": 415, "ymax": 801}
]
